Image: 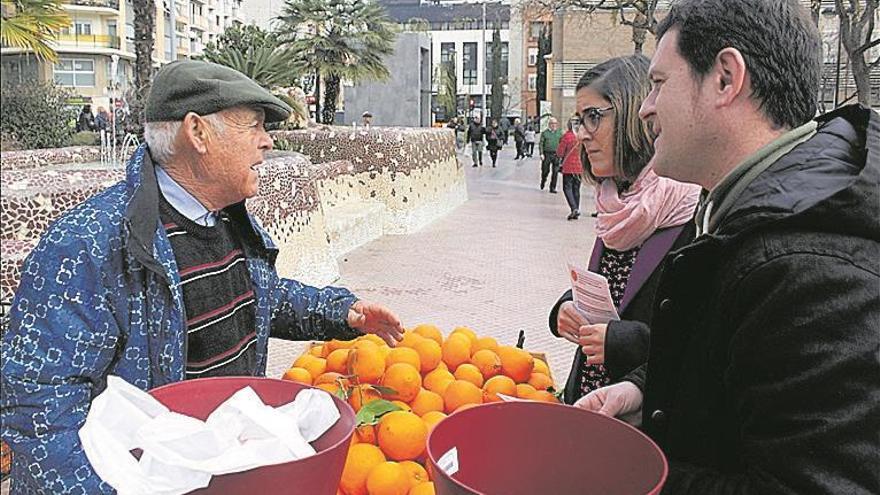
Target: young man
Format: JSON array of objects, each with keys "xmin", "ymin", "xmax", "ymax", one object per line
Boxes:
[
  {"xmin": 0, "ymin": 60, "xmax": 404, "ymax": 493},
  {"xmin": 576, "ymin": 1, "xmax": 879, "ymax": 493}
]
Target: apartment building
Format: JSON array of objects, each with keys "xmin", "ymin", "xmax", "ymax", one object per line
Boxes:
[{"xmin": 0, "ymin": 0, "xmax": 245, "ymax": 110}]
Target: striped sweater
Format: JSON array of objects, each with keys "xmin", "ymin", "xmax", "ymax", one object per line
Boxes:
[{"xmin": 160, "ymin": 196, "xmax": 258, "ymax": 377}]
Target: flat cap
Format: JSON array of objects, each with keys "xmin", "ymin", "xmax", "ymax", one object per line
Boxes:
[{"xmin": 145, "ymin": 60, "xmax": 292, "ymax": 123}]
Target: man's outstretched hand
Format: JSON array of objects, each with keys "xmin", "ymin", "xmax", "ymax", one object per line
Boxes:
[{"xmin": 347, "ymin": 300, "xmax": 404, "ymax": 346}]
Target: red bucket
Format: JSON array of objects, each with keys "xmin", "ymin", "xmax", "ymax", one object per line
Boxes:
[
  {"xmin": 426, "ymin": 402, "xmax": 667, "ymax": 495},
  {"xmin": 149, "ymin": 377, "xmax": 355, "ymax": 495}
]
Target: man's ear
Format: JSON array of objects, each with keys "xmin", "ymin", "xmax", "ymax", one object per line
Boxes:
[
  {"xmin": 713, "ymin": 47, "xmax": 748, "ymax": 108},
  {"xmin": 181, "ymin": 112, "xmax": 210, "ymax": 154}
]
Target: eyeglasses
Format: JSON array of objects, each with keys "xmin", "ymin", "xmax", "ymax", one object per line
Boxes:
[{"xmin": 577, "ymin": 106, "xmax": 614, "ymax": 133}]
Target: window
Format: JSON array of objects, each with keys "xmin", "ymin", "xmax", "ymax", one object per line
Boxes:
[
  {"xmin": 107, "ymin": 21, "xmax": 117, "ymax": 37},
  {"xmin": 529, "ymin": 21, "xmax": 545, "ymax": 40},
  {"xmin": 164, "ymin": 15, "xmax": 173, "ymax": 59},
  {"xmin": 75, "ymin": 22, "xmax": 92, "ymax": 36},
  {"xmin": 528, "ymin": 47, "xmax": 538, "ymax": 67},
  {"xmin": 485, "ymin": 41, "xmax": 508, "ymax": 82},
  {"xmin": 440, "ymin": 42, "xmax": 455, "ymax": 65},
  {"xmin": 527, "ymin": 73, "xmax": 537, "ymax": 92},
  {"xmin": 462, "ymin": 42, "xmax": 477, "ymax": 85},
  {"xmin": 54, "ymin": 58, "xmax": 95, "ymax": 87}
]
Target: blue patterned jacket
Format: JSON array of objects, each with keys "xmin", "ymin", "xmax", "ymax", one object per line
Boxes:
[{"xmin": 1, "ymin": 145, "xmax": 360, "ymax": 494}]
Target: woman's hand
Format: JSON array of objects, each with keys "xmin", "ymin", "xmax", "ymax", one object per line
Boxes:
[
  {"xmin": 578, "ymin": 323, "xmax": 607, "ymax": 364},
  {"xmin": 557, "ymin": 301, "xmax": 588, "ymax": 345}
]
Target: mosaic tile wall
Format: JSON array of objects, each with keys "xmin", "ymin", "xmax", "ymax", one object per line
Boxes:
[
  {"xmin": 272, "ymin": 126, "xmax": 467, "ymax": 235},
  {"xmin": 0, "ymin": 126, "xmax": 464, "ymax": 304}
]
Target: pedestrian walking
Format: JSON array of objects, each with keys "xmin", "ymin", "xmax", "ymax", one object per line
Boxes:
[
  {"xmin": 557, "ymin": 118, "xmax": 584, "ymax": 219},
  {"xmin": 538, "ymin": 118, "xmax": 563, "ymax": 192},
  {"xmin": 76, "ymin": 104, "xmax": 96, "ymax": 132},
  {"xmin": 486, "ymin": 119, "xmax": 503, "ymax": 167},
  {"xmin": 468, "ymin": 115, "xmax": 487, "ymax": 167},
  {"xmin": 513, "ymin": 118, "xmax": 526, "ymax": 159},
  {"xmin": 524, "ymin": 124, "xmax": 537, "ymax": 157}
]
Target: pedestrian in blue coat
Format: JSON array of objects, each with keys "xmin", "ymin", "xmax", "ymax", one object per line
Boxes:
[{"xmin": 0, "ymin": 60, "xmax": 405, "ymax": 494}]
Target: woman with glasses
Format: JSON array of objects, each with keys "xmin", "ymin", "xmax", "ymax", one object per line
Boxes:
[{"xmin": 547, "ymin": 54, "xmax": 702, "ymax": 403}]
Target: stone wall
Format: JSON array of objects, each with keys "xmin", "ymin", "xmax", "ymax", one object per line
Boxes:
[{"xmin": 0, "ymin": 126, "xmax": 465, "ymax": 306}]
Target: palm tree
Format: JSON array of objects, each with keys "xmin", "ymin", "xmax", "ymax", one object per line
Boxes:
[
  {"xmin": 129, "ymin": 0, "xmax": 155, "ymax": 135},
  {"xmin": 201, "ymin": 25, "xmax": 302, "ymax": 89},
  {"xmin": 0, "ymin": 0, "xmax": 70, "ymax": 62},
  {"xmin": 276, "ymin": 0, "xmax": 397, "ymax": 124}
]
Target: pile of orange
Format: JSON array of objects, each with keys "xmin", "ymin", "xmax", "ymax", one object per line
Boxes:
[{"xmin": 282, "ymin": 324, "xmax": 559, "ymax": 495}]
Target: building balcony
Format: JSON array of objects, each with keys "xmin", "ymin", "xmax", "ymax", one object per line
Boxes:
[
  {"xmin": 62, "ymin": 0, "xmax": 120, "ymax": 11},
  {"xmin": 56, "ymin": 34, "xmax": 121, "ymax": 50}
]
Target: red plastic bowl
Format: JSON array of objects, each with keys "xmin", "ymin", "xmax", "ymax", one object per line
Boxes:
[
  {"xmin": 426, "ymin": 401, "xmax": 667, "ymax": 495},
  {"xmin": 149, "ymin": 377, "xmax": 355, "ymax": 495}
]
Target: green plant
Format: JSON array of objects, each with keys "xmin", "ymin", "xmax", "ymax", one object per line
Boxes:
[
  {"xmin": 69, "ymin": 131, "xmax": 99, "ymax": 146},
  {"xmin": 200, "ymin": 24, "xmax": 302, "ymax": 89},
  {"xmin": 0, "ymin": 81, "xmax": 76, "ymax": 149},
  {"xmin": 0, "ymin": 0, "xmax": 71, "ymax": 62},
  {"xmin": 276, "ymin": 0, "xmax": 397, "ymax": 123}
]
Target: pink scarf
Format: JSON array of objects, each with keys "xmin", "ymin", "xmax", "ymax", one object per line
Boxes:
[{"xmin": 595, "ymin": 166, "xmax": 702, "ymax": 251}]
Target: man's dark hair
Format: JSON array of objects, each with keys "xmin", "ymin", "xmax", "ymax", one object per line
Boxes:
[{"xmin": 656, "ymin": 0, "xmax": 820, "ymax": 129}]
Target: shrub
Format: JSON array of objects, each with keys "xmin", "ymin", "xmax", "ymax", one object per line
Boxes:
[
  {"xmin": 70, "ymin": 131, "xmax": 99, "ymax": 146},
  {"xmin": 0, "ymin": 81, "xmax": 77, "ymax": 149}
]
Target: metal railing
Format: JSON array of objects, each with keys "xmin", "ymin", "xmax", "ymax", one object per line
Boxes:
[
  {"xmin": 56, "ymin": 34, "xmax": 121, "ymax": 49},
  {"xmin": 63, "ymin": 0, "xmax": 120, "ymax": 9}
]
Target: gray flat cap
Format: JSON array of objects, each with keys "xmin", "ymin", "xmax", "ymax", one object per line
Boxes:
[{"xmin": 145, "ymin": 60, "xmax": 292, "ymax": 123}]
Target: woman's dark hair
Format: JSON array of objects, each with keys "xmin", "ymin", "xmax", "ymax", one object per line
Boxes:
[{"xmin": 575, "ymin": 54, "xmax": 654, "ymax": 184}]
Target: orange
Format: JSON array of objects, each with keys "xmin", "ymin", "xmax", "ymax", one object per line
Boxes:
[
  {"xmin": 325, "ymin": 338, "xmax": 356, "ymax": 355},
  {"xmin": 497, "ymin": 346, "xmax": 534, "ymax": 383},
  {"xmin": 314, "ymin": 371, "xmax": 344, "ymax": 386},
  {"xmin": 453, "ymin": 363, "xmax": 484, "ymax": 388},
  {"xmin": 377, "ymin": 411, "xmax": 428, "ymax": 461},
  {"xmin": 366, "ymin": 461, "xmax": 410, "ymax": 495},
  {"xmin": 422, "ymin": 368, "xmax": 455, "ymax": 394},
  {"xmin": 350, "ymin": 344, "xmax": 386, "ymax": 384},
  {"xmin": 472, "ymin": 336, "xmax": 498, "ymax": 353},
  {"xmin": 355, "ymin": 424, "xmax": 377, "ymax": 445},
  {"xmin": 442, "ymin": 380, "xmax": 483, "ymax": 413},
  {"xmin": 470, "ymin": 349, "xmax": 502, "ymax": 380},
  {"xmin": 303, "ymin": 357, "xmax": 327, "ymax": 380},
  {"xmin": 282, "ymin": 367, "xmax": 313, "ymax": 385},
  {"xmin": 350, "ymin": 384, "xmax": 382, "ymax": 412},
  {"xmin": 381, "ymin": 363, "xmax": 422, "ymax": 402},
  {"xmin": 515, "ymin": 383, "xmax": 538, "ymax": 400},
  {"xmin": 527, "ymin": 372, "xmax": 554, "ymax": 391},
  {"xmin": 410, "ymin": 389, "xmax": 444, "ymax": 416},
  {"xmin": 420, "ymin": 411, "xmax": 446, "ymax": 432},
  {"xmin": 450, "ymin": 326, "xmax": 477, "ymax": 346},
  {"xmin": 386, "ymin": 347, "xmax": 422, "ymax": 371},
  {"xmin": 340, "ymin": 443, "xmax": 386, "ymax": 495},
  {"xmin": 399, "ymin": 331, "xmax": 425, "ymax": 349},
  {"xmin": 482, "ymin": 375, "xmax": 516, "ymax": 402},
  {"xmin": 533, "ymin": 358, "xmax": 550, "ymax": 376},
  {"xmin": 379, "ymin": 345, "xmax": 392, "ymax": 360},
  {"xmin": 409, "ymin": 482, "xmax": 436, "ymax": 495},
  {"xmin": 391, "ymin": 400, "xmax": 413, "ymax": 413},
  {"xmin": 434, "ymin": 362, "xmax": 448, "ymax": 372},
  {"xmin": 310, "ymin": 345, "xmax": 324, "ymax": 357},
  {"xmin": 399, "ymin": 460, "xmax": 429, "ymax": 488},
  {"xmin": 532, "ymin": 390, "xmax": 561, "ymax": 403},
  {"xmin": 326, "ymin": 348, "xmax": 352, "ymax": 374},
  {"xmin": 441, "ymin": 334, "xmax": 471, "ymax": 370},
  {"xmin": 293, "ymin": 353, "xmax": 317, "ymax": 369},
  {"xmin": 412, "ymin": 339, "xmax": 442, "ymax": 374},
  {"xmin": 316, "ymin": 382, "xmax": 341, "ymax": 395},
  {"xmin": 411, "ymin": 324, "xmax": 443, "ymax": 345},
  {"xmin": 361, "ymin": 334, "xmax": 387, "ymax": 347}
]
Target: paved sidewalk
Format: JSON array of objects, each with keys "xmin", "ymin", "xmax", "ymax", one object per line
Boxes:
[{"xmin": 267, "ymin": 143, "xmax": 598, "ymax": 384}]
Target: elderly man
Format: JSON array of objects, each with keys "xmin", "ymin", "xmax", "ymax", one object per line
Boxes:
[
  {"xmin": 576, "ymin": 0, "xmax": 879, "ymax": 493},
  {"xmin": 0, "ymin": 60, "xmax": 404, "ymax": 493}
]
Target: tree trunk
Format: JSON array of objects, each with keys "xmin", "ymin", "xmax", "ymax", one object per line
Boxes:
[
  {"xmin": 490, "ymin": 27, "xmax": 504, "ymax": 121},
  {"xmin": 849, "ymin": 55, "xmax": 873, "ymax": 106},
  {"xmin": 314, "ymin": 70, "xmax": 321, "ymax": 124},
  {"xmin": 322, "ymin": 73, "xmax": 340, "ymax": 124},
  {"xmin": 632, "ymin": 13, "xmax": 647, "ymax": 54},
  {"xmin": 810, "ymin": 0, "xmax": 821, "ymax": 26},
  {"xmin": 131, "ymin": 0, "xmax": 155, "ymax": 136},
  {"xmin": 535, "ymin": 24, "xmax": 550, "ymax": 118},
  {"xmin": 836, "ymin": 0, "xmax": 878, "ymax": 107}
]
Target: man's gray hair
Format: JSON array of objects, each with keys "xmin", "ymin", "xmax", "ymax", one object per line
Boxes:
[{"xmin": 143, "ymin": 112, "xmax": 226, "ymax": 165}]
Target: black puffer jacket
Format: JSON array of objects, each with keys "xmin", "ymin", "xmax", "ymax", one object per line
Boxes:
[{"xmin": 629, "ymin": 105, "xmax": 880, "ymax": 494}]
